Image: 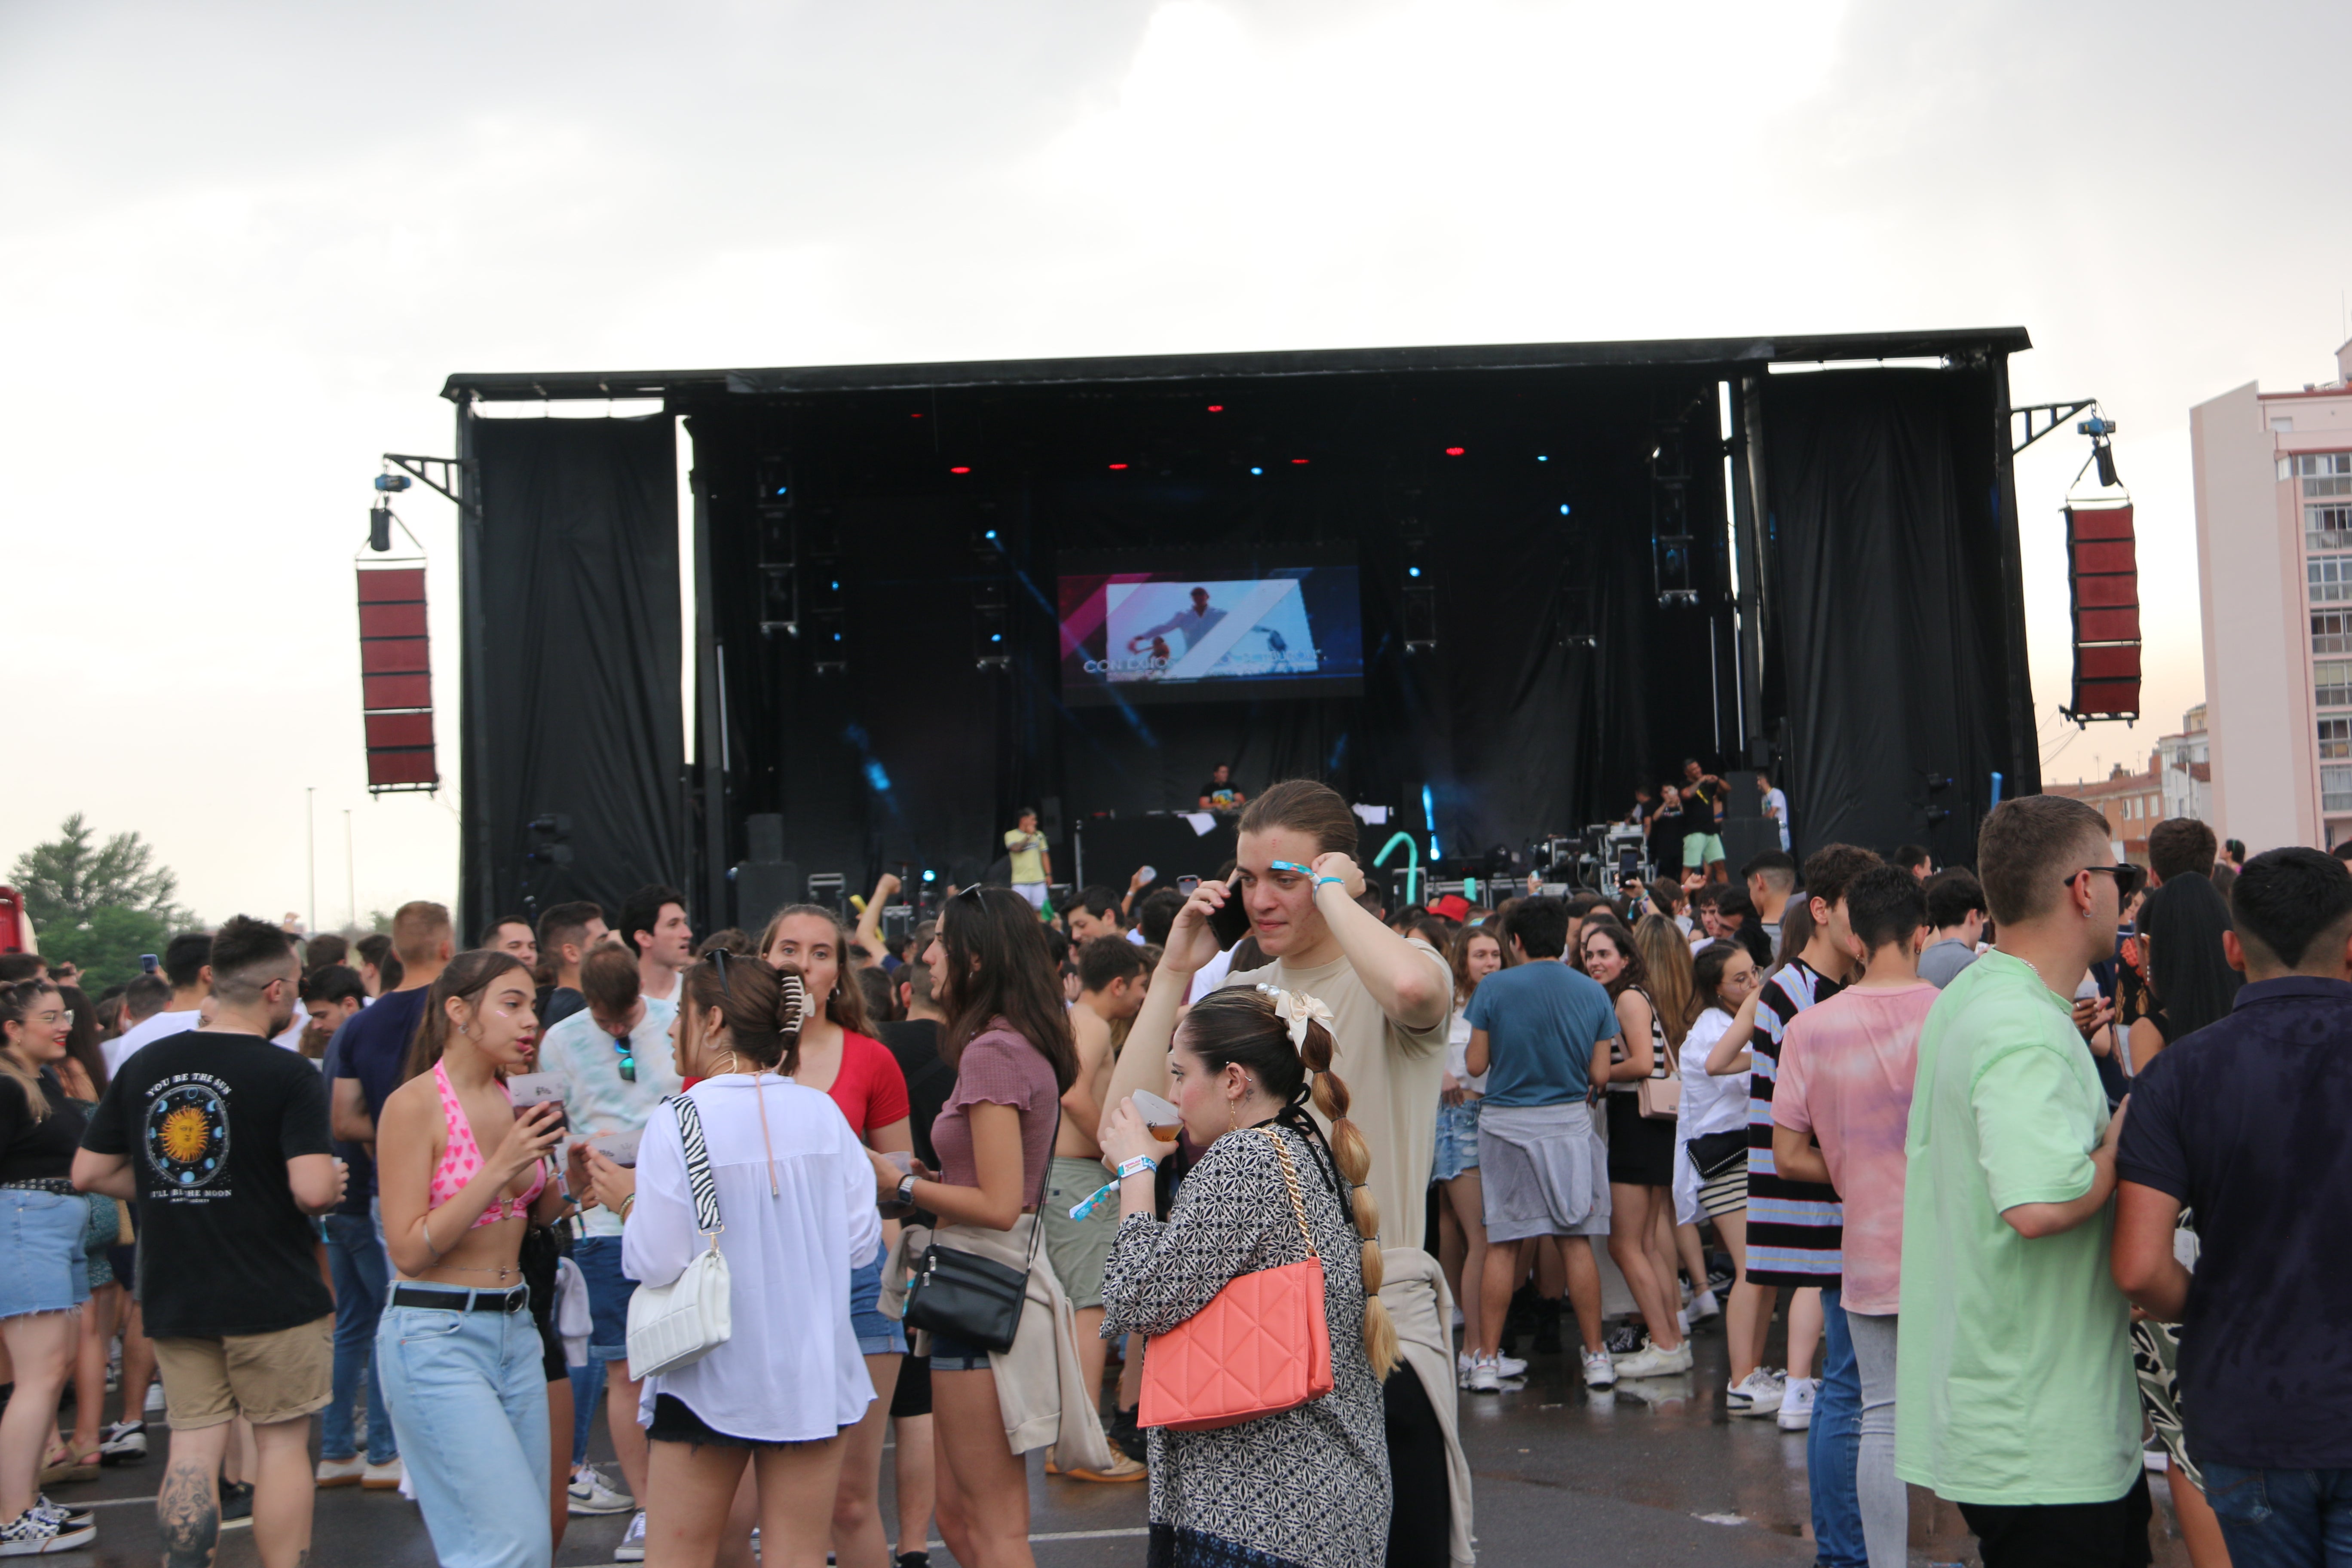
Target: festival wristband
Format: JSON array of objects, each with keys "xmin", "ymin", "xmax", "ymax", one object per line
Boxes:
[
  {"xmin": 1117, "ymin": 1155, "xmax": 1160, "ymax": 1180},
  {"xmin": 1269, "ymin": 859, "xmax": 1317, "ymax": 878}
]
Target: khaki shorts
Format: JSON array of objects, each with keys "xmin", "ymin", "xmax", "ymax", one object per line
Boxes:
[
  {"xmin": 153, "ymin": 1315, "xmax": 335, "ymax": 1430},
  {"xmin": 1041, "ymin": 1156, "xmax": 1119, "ymax": 1309}
]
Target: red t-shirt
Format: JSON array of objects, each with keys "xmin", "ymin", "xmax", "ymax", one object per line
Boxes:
[{"xmin": 680, "ymin": 1032, "xmax": 910, "ymax": 1141}]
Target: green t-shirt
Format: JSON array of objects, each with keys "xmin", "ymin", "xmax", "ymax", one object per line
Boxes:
[{"xmin": 1893, "ymin": 949, "xmax": 2138, "ymax": 1506}]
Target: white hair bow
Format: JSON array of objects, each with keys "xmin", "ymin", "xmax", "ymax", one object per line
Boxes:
[{"xmin": 1256, "ymin": 985, "xmax": 1335, "ymax": 1055}]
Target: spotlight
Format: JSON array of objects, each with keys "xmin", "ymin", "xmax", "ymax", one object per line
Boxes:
[
  {"xmin": 1250, "ymin": 467, "xmax": 1263, "ymax": 475},
  {"xmin": 1445, "ymin": 447, "xmax": 1465, "ymax": 456},
  {"xmin": 372, "ymin": 474, "xmax": 410, "ymax": 493},
  {"xmin": 1108, "ymin": 463, "xmax": 1128, "ymax": 470},
  {"xmin": 2076, "ymin": 414, "xmax": 2122, "ymax": 489},
  {"xmin": 1207, "ymin": 404, "xmax": 1225, "ymax": 413},
  {"xmin": 950, "ymin": 466, "xmax": 972, "ymax": 475},
  {"xmin": 1558, "ymin": 504, "xmax": 1571, "ymax": 516}
]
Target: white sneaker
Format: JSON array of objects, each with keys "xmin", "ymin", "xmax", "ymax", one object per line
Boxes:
[
  {"xmin": 1456, "ymin": 1351, "xmax": 1475, "ymax": 1387},
  {"xmin": 144, "ymin": 1383, "xmax": 166, "ymax": 1415},
  {"xmin": 1614, "ymin": 1338, "xmax": 1694, "ymax": 1378},
  {"xmin": 1495, "ymin": 1354, "xmax": 1528, "ymax": 1378},
  {"xmin": 1466, "ymin": 1356, "xmax": 1502, "ymax": 1393},
  {"xmin": 0, "ymin": 1507, "xmax": 96, "ymax": 1556},
  {"xmin": 98, "ymin": 1421, "xmax": 147, "ymax": 1464},
  {"xmin": 362, "ymin": 1459, "xmax": 402, "ymax": 1491},
  {"xmin": 569, "ymin": 1465, "xmax": 634, "ymax": 1515},
  {"xmin": 1727, "ymin": 1368, "xmax": 1785, "ymax": 1416},
  {"xmin": 1582, "ymin": 1350, "xmax": 1616, "ymax": 1388},
  {"xmin": 1689, "ymin": 1289, "xmax": 1721, "ymax": 1323},
  {"xmin": 1677, "ymin": 1309, "xmax": 1690, "ymax": 1335},
  {"xmin": 315, "ymin": 1455, "xmax": 365, "ymax": 1489},
  {"xmin": 614, "ymin": 1509, "xmax": 647, "ymax": 1561},
  {"xmin": 1777, "ymin": 1376, "xmax": 1817, "ymax": 1430}
]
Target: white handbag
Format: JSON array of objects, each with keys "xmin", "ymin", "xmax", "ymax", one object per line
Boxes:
[{"xmin": 625, "ymin": 1094, "xmax": 732, "ymax": 1381}]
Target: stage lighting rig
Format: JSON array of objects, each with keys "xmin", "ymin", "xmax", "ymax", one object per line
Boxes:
[{"xmin": 2076, "ymin": 413, "xmax": 2122, "ymax": 489}]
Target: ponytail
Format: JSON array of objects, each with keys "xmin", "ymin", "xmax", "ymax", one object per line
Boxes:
[{"xmin": 1180, "ymin": 986, "xmax": 1400, "ymax": 1378}]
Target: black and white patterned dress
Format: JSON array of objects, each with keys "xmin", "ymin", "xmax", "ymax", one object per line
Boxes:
[{"xmin": 1099, "ymin": 1121, "xmax": 1390, "ymax": 1568}]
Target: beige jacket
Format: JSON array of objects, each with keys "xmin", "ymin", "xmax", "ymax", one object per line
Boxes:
[
  {"xmin": 1382, "ymin": 1249, "xmax": 1476, "ymax": 1565},
  {"xmin": 879, "ymin": 1219, "xmax": 1114, "ymax": 1473}
]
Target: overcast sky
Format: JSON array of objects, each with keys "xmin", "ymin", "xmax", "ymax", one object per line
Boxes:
[{"xmin": 6, "ymin": 0, "xmax": 2346, "ymax": 927}]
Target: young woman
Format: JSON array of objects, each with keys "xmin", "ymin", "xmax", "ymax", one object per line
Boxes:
[
  {"xmin": 583, "ymin": 952, "xmax": 882, "ymax": 1568},
  {"xmin": 759, "ymin": 905, "xmax": 914, "ymax": 1568},
  {"xmin": 1630, "ymin": 916, "xmax": 1713, "ymax": 1326},
  {"xmin": 374, "ymin": 952, "xmax": 570, "ymax": 1568},
  {"xmin": 1578, "ymin": 923, "xmax": 1688, "ymax": 1375},
  {"xmin": 1689, "ymin": 942, "xmax": 1765, "ymax": 1360},
  {"xmin": 865, "ymin": 887, "xmax": 1081, "ymax": 1568},
  {"xmin": 0, "ymin": 978, "xmax": 98, "ymax": 1555},
  {"xmin": 1097, "ymin": 986, "xmax": 1393, "ymax": 1568},
  {"xmin": 1436, "ymin": 927, "xmax": 1503, "ymax": 1384},
  {"xmin": 2120, "ymin": 874, "xmax": 2241, "ymax": 1568},
  {"xmin": 50, "ymin": 985, "xmax": 121, "ymax": 1483}
]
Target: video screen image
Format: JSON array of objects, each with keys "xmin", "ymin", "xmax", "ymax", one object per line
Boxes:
[{"xmin": 1057, "ymin": 557, "xmax": 1364, "ymax": 707}]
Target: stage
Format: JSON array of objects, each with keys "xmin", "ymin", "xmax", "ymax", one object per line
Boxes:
[{"xmin": 440, "ymin": 331, "xmax": 2038, "ymax": 934}]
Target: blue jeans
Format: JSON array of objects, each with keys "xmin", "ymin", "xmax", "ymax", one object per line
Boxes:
[
  {"xmin": 573, "ymin": 1234, "xmax": 637, "ymax": 1366},
  {"xmin": 322, "ymin": 1213, "xmax": 397, "ymax": 1464},
  {"xmin": 2202, "ymin": 1464, "xmax": 2352, "ymax": 1568},
  {"xmin": 1807, "ymin": 1284, "xmax": 1865, "ymax": 1568},
  {"xmin": 376, "ymin": 1293, "xmax": 551, "ymax": 1568},
  {"xmin": 567, "ymin": 1357, "xmax": 605, "ymax": 1469}
]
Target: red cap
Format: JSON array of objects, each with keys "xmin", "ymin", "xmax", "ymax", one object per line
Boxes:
[{"xmin": 1430, "ymin": 894, "xmax": 1473, "ymax": 923}]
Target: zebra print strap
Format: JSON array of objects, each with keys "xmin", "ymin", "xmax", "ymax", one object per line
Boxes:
[{"xmin": 666, "ymin": 1094, "xmax": 723, "ymax": 1237}]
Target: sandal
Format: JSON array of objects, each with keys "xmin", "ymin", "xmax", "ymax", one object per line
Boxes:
[{"xmin": 38, "ymin": 1445, "xmax": 99, "ymax": 1485}]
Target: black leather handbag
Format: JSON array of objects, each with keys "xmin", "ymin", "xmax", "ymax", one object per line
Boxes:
[{"xmin": 903, "ymin": 1111, "xmax": 1057, "ymax": 1354}]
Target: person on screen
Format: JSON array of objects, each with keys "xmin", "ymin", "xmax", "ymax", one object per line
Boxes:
[
  {"xmin": 1126, "ymin": 585, "xmax": 1227, "ymax": 659},
  {"xmin": 1199, "ymin": 764, "xmax": 1245, "ymax": 814}
]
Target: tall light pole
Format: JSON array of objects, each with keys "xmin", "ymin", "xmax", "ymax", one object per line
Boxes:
[{"xmin": 306, "ymin": 787, "xmax": 317, "ymax": 936}]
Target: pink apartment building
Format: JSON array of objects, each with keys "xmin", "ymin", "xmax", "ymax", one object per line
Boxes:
[{"xmin": 2191, "ymin": 337, "xmax": 2352, "ymax": 851}]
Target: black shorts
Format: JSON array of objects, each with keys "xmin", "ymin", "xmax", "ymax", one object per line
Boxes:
[
  {"xmin": 1605, "ymin": 1091, "xmax": 1678, "ymax": 1187},
  {"xmin": 889, "ymin": 1354, "xmax": 932, "ymax": 1419},
  {"xmin": 1958, "ymin": 1473, "xmax": 2153, "ymax": 1568},
  {"xmin": 647, "ymin": 1393, "xmax": 812, "ymax": 1450}
]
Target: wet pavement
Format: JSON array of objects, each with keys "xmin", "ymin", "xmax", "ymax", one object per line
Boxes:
[{"xmin": 41, "ymin": 1318, "xmax": 2197, "ymax": 1566}]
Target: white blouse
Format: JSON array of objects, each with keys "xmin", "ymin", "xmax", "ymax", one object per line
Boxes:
[
  {"xmin": 622, "ymin": 1073, "xmax": 883, "ymax": 1442},
  {"xmin": 1676, "ymin": 1008, "xmax": 1751, "ymax": 1141}
]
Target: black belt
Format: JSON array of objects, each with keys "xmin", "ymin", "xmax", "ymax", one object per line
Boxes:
[
  {"xmin": 392, "ymin": 1285, "xmax": 529, "ymax": 1314},
  {"xmin": 0, "ymin": 1178, "xmax": 79, "ymax": 1195}
]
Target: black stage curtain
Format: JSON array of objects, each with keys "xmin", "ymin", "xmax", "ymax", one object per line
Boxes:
[
  {"xmin": 462, "ymin": 416, "xmax": 682, "ymax": 934},
  {"xmin": 1763, "ymin": 368, "xmax": 2009, "ymax": 866}
]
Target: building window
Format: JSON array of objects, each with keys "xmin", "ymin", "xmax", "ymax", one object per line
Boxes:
[
  {"xmin": 2320, "ymin": 660, "xmax": 2352, "ymax": 707},
  {"xmin": 2313, "ymin": 558, "xmax": 2352, "ymax": 603},
  {"xmin": 2294, "ymin": 453, "xmax": 2352, "ymax": 496},
  {"xmin": 2308, "ymin": 505, "xmax": 2352, "ymax": 551},
  {"xmin": 2323, "ymin": 719, "xmax": 2352, "ymax": 761},
  {"xmin": 2317, "ymin": 612, "xmax": 2352, "ymax": 654},
  {"xmin": 2326, "ymin": 765, "xmax": 2352, "ymax": 813}
]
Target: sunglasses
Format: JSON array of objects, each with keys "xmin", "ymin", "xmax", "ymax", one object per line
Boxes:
[
  {"xmin": 610, "ymin": 1030, "xmax": 636, "ymax": 1084},
  {"xmin": 2066, "ymin": 863, "xmax": 2147, "ymax": 900}
]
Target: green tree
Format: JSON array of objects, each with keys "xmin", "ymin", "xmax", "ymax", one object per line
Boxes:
[{"xmin": 11, "ymin": 814, "xmax": 197, "ymax": 991}]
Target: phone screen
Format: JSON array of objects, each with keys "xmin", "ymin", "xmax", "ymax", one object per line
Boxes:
[{"xmin": 1177, "ymin": 874, "xmax": 1201, "ymax": 897}]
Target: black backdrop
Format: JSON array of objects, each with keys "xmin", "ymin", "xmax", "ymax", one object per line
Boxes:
[
  {"xmin": 459, "ymin": 416, "xmax": 683, "ymax": 932},
  {"xmin": 450, "ymin": 334, "xmax": 2041, "ymax": 932}
]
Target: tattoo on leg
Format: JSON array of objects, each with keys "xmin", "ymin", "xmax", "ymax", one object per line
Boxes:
[{"xmin": 157, "ymin": 1461, "xmax": 219, "ymax": 1568}]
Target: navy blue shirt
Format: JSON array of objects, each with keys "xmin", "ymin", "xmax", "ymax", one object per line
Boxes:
[
  {"xmin": 2115, "ymin": 975, "xmax": 2352, "ymax": 1471},
  {"xmin": 330, "ymin": 988, "xmax": 430, "ymax": 1196},
  {"xmin": 316, "ymin": 1025, "xmax": 374, "ymax": 1217},
  {"xmin": 1464, "ymin": 960, "xmax": 1619, "ymax": 1107}
]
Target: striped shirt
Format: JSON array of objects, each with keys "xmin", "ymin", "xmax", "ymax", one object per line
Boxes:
[{"xmin": 1746, "ymin": 958, "xmax": 1844, "ymax": 1286}]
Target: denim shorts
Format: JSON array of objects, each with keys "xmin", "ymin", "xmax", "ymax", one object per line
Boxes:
[
  {"xmin": 850, "ymin": 1252, "xmax": 907, "ymax": 1357},
  {"xmin": 0, "ymin": 1189, "xmax": 93, "ymax": 1320},
  {"xmin": 572, "ymin": 1234, "xmax": 637, "ymax": 1365},
  {"xmin": 1432, "ymin": 1097, "xmax": 1482, "ymax": 1183},
  {"xmin": 923, "ymin": 1323, "xmax": 994, "ymax": 1373}
]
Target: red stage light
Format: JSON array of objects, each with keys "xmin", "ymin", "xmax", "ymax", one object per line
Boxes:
[
  {"xmin": 911, "ymin": 412, "xmax": 923, "ymax": 418},
  {"xmin": 1207, "ymin": 405, "xmax": 1224, "ymax": 412},
  {"xmin": 1109, "ymin": 463, "xmax": 1129, "ymax": 470},
  {"xmin": 1445, "ymin": 447, "xmax": 1465, "ymax": 456},
  {"xmin": 1291, "ymin": 458, "xmax": 1309, "ymax": 465},
  {"xmin": 950, "ymin": 466, "xmax": 971, "ymax": 474}
]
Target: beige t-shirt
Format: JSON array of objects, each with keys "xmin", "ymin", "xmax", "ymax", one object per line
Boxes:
[{"xmin": 1224, "ymin": 940, "xmax": 1452, "ymax": 1252}]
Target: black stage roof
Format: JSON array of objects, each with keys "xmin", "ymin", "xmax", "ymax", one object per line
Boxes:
[{"xmin": 441, "ymin": 326, "xmax": 2033, "ymax": 403}]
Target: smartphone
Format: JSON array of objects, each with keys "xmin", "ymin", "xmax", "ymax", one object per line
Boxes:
[
  {"xmin": 1208, "ymin": 888, "xmax": 1253, "ymax": 949},
  {"xmin": 505, "ymin": 1072, "xmax": 570, "ymax": 1134},
  {"xmin": 141, "ymin": 954, "xmax": 159, "ymax": 975},
  {"xmin": 1176, "ymin": 874, "xmax": 1201, "ymax": 897}
]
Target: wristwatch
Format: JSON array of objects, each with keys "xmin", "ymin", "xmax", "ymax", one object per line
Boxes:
[{"xmin": 895, "ymin": 1173, "xmax": 918, "ymax": 1207}]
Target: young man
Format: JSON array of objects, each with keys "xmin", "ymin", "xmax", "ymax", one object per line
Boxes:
[
  {"xmin": 1107, "ymin": 779, "xmax": 1471, "ymax": 1568},
  {"xmin": 619, "ymin": 883, "xmax": 692, "ymax": 1006},
  {"xmin": 1461, "ymin": 897, "xmax": 1619, "ymax": 1390},
  {"xmin": 353, "ymin": 933, "xmax": 397, "ymax": 998},
  {"xmin": 478, "ymin": 914, "xmax": 537, "ymax": 968},
  {"xmin": 1041, "ymin": 937, "xmax": 1152, "ymax": 1482},
  {"xmin": 1918, "ymin": 870, "xmax": 1986, "ymax": 989},
  {"xmin": 1681, "ymin": 760, "xmax": 1729, "ymax": 881},
  {"xmin": 1896, "ymin": 795, "xmax": 2143, "ymax": 1568},
  {"xmin": 103, "ymin": 930, "xmax": 212, "ymax": 1078},
  {"xmin": 2143, "ymin": 818, "xmax": 2217, "ymax": 888},
  {"xmin": 535, "ymin": 900, "xmax": 611, "ymax": 1029},
  {"xmin": 1198, "ymin": 763, "xmax": 1245, "ymax": 813},
  {"xmin": 2114, "ymin": 847, "xmax": 2352, "ymax": 1566},
  {"xmin": 299, "ymin": 963, "xmax": 367, "ymax": 1057},
  {"xmin": 1742, "ymin": 851, "xmax": 1798, "ymax": 952},
  {"xmin": 1756, "ymin": 769, "xmax": 1792, "ymax": 851},
  {"xmin": 1892, "ymin": 845, "xmax": 1934, "ymax": 881},
  {"xmin": 1733, "ymin": 842, "xmax": 1880, "ymax": 1456},
  {"xmin": 306, "ymin": 962, "xmax": 399, "ymax": 1491},
  {"xmin": 1772, "ymin": 866, "xmax": 1937, "ymax": 1568},
  {"xmin": 1066, "ymin": 887, "xmax": 1127, "ymax": 945},
  {"xmin": 329, "ymin": 902, "xmax": 453, "ymax": 1163},
  {"xmin": 1004, "ymin": 809, "xmax": 1054, "ymax": 913},
  {"xmin": 542, "ymin": 944, "xmax": 686, "ymax": 1553},
  {"xmin": 74, "ymin": 917, "xmax": 345, "ymax": 1568}
]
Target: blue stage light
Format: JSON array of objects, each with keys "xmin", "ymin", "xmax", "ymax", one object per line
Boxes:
[
  {"xmin": 1408, "ymin": 566, "xmax": 1421, "ymax": 578},
  {"xmin": 1250, "ymin": 467, "xmax": 1263, "ymax": 476},
  {"xmin": 775, "ymin": 485, "xmax": 788, "ymax": 494},
  {"xmin": 1559, "ymin": 504, "xmax": 1571, "ymax": 515},
  {"xmin": 922, "ymin": 869, "xmax": 937, "ymax": 882},
  {"xmin": 984, "ymin": 529, "xmax": 998, "ymax": 540},
  {"xmin": 1537, "ymin": 456, "xmax": 1547, "ymax": 463}
]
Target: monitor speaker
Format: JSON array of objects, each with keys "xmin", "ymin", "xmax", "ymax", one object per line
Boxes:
[
  {"xmin": 746, "ymin": 814, "xmax": 785, "ymax": 865},
  {"xmin": 734, "ymin": 861, "xmax": 798, "ymax": 929},
  {"xmin": 1721, "ymin": 772, "xmax": 1764, "ymax": 819},
  {"xmin": 1720, "ymin": 818, "xmax": 1783, "ymax": 871}
]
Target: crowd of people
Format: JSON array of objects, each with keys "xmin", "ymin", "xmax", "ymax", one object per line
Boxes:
[{"xmin": 1, "ymin": 778, "xmax": 2346, "ymax": 1568}]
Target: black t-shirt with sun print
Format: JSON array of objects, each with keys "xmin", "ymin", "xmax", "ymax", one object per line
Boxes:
[{"xmin": 81, "ymin": 1031, "xmax": 334, "ymax": 1338}]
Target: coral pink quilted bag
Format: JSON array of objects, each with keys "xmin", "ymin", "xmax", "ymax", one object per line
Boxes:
[{"xmin": 1139, "ymin": 1127, "xmax": 1335, "ymax": 1433}]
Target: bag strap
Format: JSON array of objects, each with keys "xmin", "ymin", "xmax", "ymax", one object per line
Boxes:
[
  {"xmin": 1255, "ymin": 1126, "xmax": 1320, "ymax": 1259},
  {"xmin": 1020, "ymin": 1105, "xmax": 1060, "ymax": 1274},
  {"xmin": 667, "ymin": 1094, "xmax": 723, "ymax": 1239}
]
